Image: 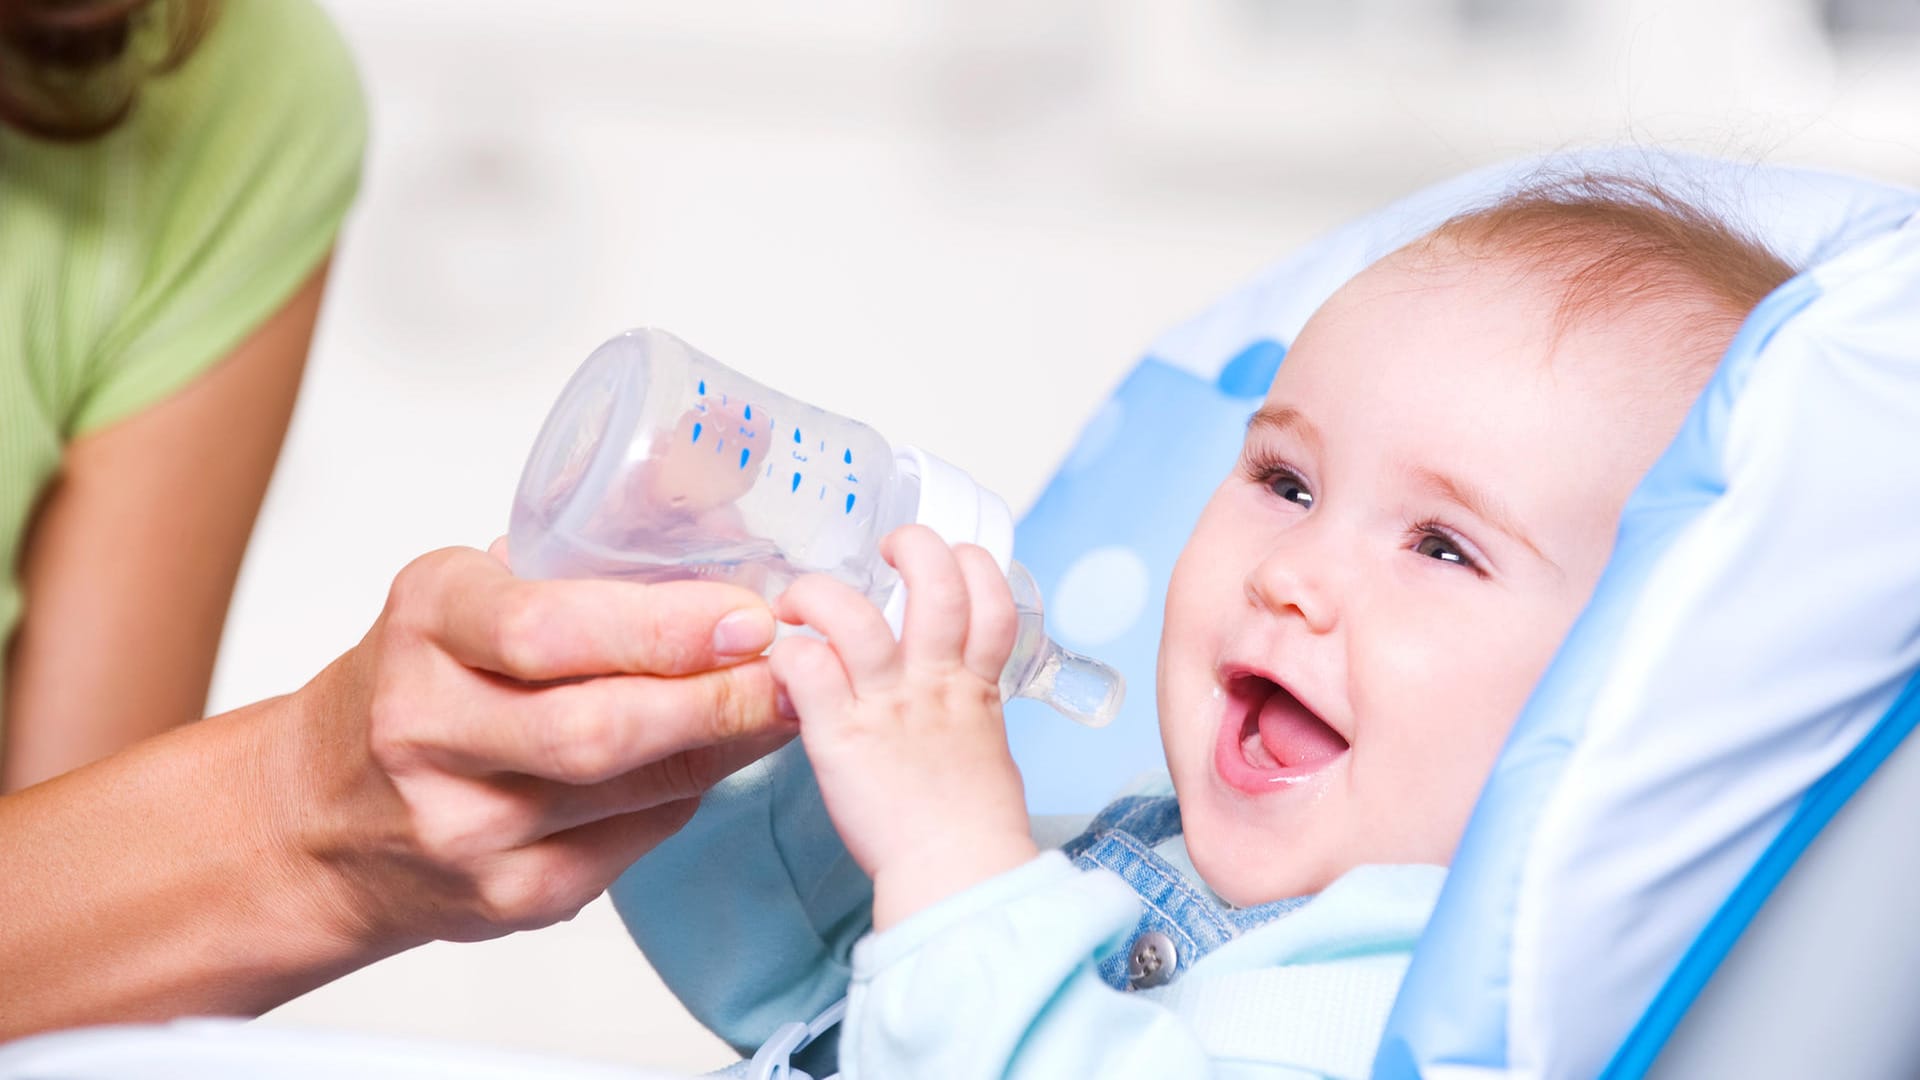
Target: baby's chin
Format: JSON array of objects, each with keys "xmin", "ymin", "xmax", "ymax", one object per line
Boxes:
[{"xmin": 1185, "ymin": 822, "xmax": 1344, "ymax": 907}]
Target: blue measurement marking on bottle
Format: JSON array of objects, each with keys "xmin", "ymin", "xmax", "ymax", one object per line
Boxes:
[
  {"xmin": 818, "ymin": 485, "xmax": 825, "ymax": 500},
  {"xmin": 845, "ymin": 493, "xmax": 856, "ymax": 514},
  {"xmin": 716, "ymin": 438, "xmax": 725, "ymax": 454},
  {"xmin": 844, "ymin": 448, "xmax": 852, "ymax": 464},
  {"xmin": 698, "ymin": 380, "xmax": 706, "ymax": 395},
  {"xmin": 739, "ymin": 448, "xmax": 751, "ymax": 469},
  {"xmin": 744, "ymin": 404, "xmax": 752, "ymax": 420},
  {"xmin": 793, "ymin": 428, "xmax": 802, "ymax": 443},
  {"xmin": 845, "ymin": 473, "xmax": 858, "ymax": 483},
  {"xmin": 791, "ymin": 472, "xmax": 802, "ymax": 493},
  {"xmin": 691, "ymin": 422, "xmax": 702, "ymax": 444}
]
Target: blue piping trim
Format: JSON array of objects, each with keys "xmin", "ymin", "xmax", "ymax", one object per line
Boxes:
[{"xmin": 1601, "ymin": 669, "xmax": 1920, "ymax": 1078}]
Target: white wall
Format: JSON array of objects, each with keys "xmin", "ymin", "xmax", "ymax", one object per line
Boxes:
[{"xmin": 233, "ymin": 0, "xmax": 1920, "ymax": 1069}]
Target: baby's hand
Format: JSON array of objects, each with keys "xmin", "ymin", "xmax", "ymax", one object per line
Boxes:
[{"xmin": 770, "ymin": 525, "xmax": 1039, "ymax": 930}]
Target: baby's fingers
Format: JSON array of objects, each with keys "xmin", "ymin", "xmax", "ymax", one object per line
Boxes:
[
  {"xmin": 769, "ymin": 637, "xmax": 854, "ymax": 725},
  {"xmin": 955, "ymin": 544, "xmax": 1019, "ymax": 682},
  {"xmin": 884, "ymin": 525, "xmax": 971, "ymax": 668},
  {"xmin": 775, "ymin": 574, "xmax": 899, "ymax": 688}
]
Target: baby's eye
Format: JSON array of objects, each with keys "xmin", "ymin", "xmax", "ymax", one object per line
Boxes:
[
  {"xmin": 1266, "ymin": 470, "xmax": 1314, "ymax": 510},
  {"xmin": 1414, "ymin": 531, "xmax": 1475, "ymax": 570}
]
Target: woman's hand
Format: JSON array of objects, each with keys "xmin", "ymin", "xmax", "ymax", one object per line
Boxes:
[
  {"xmin": 278, "ymin": 540, "xmax": 797, "ymax": 953},
  {"xmin": 0, "ymin": 539, "xmax": 796, "ymax": 1038},
  {"xmin": 770, "ymin": 525, "xmax": 1038, "ymax": 931}
]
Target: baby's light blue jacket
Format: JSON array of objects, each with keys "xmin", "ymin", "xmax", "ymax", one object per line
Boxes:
[{"xmin": 612, "ymin": 743, "xmax": 1444, "ymax": 1079}]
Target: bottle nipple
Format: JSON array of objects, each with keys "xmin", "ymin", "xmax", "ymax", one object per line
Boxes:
[{"xmin": 1001, "ymin": 563, "xmax": 1125, "ymax": 727}]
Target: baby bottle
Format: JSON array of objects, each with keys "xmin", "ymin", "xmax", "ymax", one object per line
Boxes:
[{"xmin": 509, "ymin": 328, "xmax": 1124, "ymax": 728}]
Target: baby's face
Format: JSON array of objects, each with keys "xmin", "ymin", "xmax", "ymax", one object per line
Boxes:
[{"xmin": 1158, "ymin": 248, "xmax": 1702, "ymax": 906}]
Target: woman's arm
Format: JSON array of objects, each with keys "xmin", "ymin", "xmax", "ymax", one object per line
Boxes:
[
  {"xmin": 0, "ymin": 692, "xmax": 378, "ymax": 1033},
  {"xmin": 2, "ymin": 261, "xmax": 329, "ymax": 791}
]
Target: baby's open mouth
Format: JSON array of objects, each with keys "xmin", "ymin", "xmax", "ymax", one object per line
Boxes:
[{"xmin": 1225, "ymin": 672, "xmax": 1350, "ymax": 775}]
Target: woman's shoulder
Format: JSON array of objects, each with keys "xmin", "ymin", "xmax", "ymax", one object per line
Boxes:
[
  {"xmin": 40, "ymin": 0, "xmax": 369, "ymax": 433},
  {"xmin": 167, "ymin": 1, "xmax": 365, "ymax": 127},
  {"xmin": 133, "ymin": 0, "xmax": 369, "ymax": 208}
]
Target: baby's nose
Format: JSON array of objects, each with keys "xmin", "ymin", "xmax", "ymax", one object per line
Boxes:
[{"xmin": 1244, "ymin": 543, "xmax": 1338, "ymax": 633}]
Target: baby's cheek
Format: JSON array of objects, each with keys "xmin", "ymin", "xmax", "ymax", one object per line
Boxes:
[
  {"xmin": 1433, "ymin": 584, "xmax": 1562, "ymax": 688},
  {"xmin": 1438, "ymin": 604, "xmax": 1571, "ymax": 785},
  {"xmin": 1369, "ymin": 600, "xmax": 1547, "ymax": 768}
]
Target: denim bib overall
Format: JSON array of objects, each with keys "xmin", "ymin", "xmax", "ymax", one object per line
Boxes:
[{"xmin": 1061, "ymin": 795, "xmax": 1311, "ymax": 992}]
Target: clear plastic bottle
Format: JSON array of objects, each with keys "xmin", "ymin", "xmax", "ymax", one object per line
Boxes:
[{"xmin": 510, "ymin": 328, "xmax": 1123, "ymax": 727}]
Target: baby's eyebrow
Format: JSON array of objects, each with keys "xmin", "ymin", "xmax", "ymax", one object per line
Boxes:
[
  {"xmin": 1246, "ymin": 405, "xmax": 1322, "ymax": 450},
  {"xmin": 1410, "ymin": 466, "xmax": 1559, "ymax": 573}
]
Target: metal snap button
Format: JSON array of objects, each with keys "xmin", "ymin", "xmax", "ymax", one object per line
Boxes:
[{"xmin": 1127, "ymin": 930, "xmax": 1178, "ymax": 989}]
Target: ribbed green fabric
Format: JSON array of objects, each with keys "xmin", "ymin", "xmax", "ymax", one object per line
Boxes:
[{"xmin": 0, "ymin": 0, "xmax": 366, "ymax": 734}]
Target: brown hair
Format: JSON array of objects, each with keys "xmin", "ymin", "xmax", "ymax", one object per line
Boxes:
[
  {"xmin": 0, "ymin": 0, "xmax": 217, "ymax": 140},
  {"xmin": 1423, "ymin": 171, "xmax": 1796, "ymax": 377}
]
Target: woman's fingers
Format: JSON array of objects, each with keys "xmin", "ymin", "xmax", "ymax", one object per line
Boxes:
[
  {"xmin": 396, "ymin": 547, "xmax": 776, "ymax": 682},
  {"xmin": 418, "ymin": 657, "xmax": 787, "ymax": 785},
  {"xmin": 473, "ymin": 800, "xmax": 707, "ymax": 932},
  {"xmin": 953, "ymin": 543, "xmax": 1019, "ymax": 682},
  {"xmin": 526, "ymin": 728, "xmax": 796, "ymax": 839},
  {"xmin": 774, "ymin": 573, "xmax": 898, "ymax": 687},
  {"xmin": 884, "ymin": 526, "xmax": 971, "ymax": 668}
]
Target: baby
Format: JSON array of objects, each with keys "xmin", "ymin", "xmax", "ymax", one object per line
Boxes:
[{"xmin": 617, "ymin": 174, "xmax": 1795, "ymax": 1078}]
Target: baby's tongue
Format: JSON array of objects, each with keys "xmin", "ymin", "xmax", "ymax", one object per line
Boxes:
[{"xmin": 1255, "ymin": 684, "xmax": 1348, "ymax": 768}]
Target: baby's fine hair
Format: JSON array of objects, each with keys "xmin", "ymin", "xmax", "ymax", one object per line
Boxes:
[{"xmin": 1424, "ymin": 171, "xmax": 1797, "ymax": 378}]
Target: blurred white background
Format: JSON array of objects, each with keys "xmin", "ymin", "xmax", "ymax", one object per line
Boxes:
[{"xmin": 230, "ymin": 0, "xmax": 1920, "ymax": 1070}]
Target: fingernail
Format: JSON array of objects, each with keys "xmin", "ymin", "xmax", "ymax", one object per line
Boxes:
[
  {"xmin": 713, "ymin": 608, "xmax": 775, "ymax": 657},
  {"xmin": 775, "ymin": 688, "xmax": 799, "ymax": 722}
]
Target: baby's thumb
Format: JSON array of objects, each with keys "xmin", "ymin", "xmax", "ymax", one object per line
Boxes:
[{"xmin": 486, "ymin": 535, "xmax": 512, "ymax": 567}]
